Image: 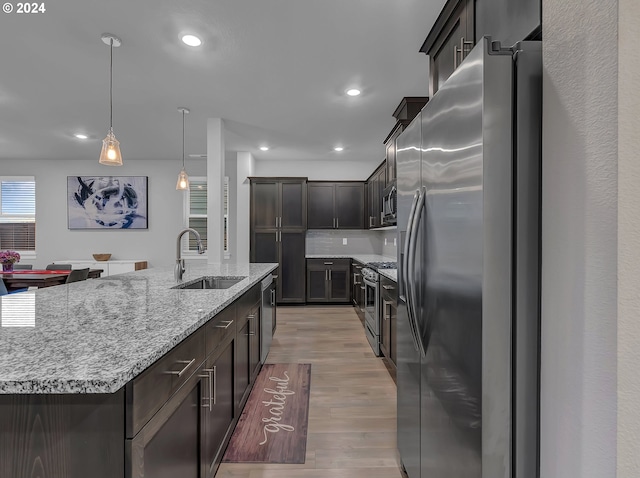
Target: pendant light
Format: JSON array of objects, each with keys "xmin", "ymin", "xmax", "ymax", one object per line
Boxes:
[
  {"xmin": 176, "ymin": 107, "xmax": 190, "ymax": 190},
  {"xmin": 99, "ymin": 33, "xmax": 123, "ymax": 166}
]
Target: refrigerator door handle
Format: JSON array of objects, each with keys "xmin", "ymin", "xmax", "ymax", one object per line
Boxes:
[
  {"xmin": 402, "ymin": 189, "xmax": 422, "ymax": 353},
  {"xmin": 408, "ymin": 187, "xmax": 427, "ymax": 357}
]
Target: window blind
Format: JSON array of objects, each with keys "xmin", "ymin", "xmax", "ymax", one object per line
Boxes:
[{"xmin": 0, "ymin": 178, "xmax": 36, "ymax": 251}]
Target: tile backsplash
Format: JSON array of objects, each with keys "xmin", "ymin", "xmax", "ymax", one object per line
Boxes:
[{"xmin": 306, "ymin": 229, "xmax": 397, "ymax": 259}]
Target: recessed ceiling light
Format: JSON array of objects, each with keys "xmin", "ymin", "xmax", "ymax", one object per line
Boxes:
[
  {"xmin": 334, "ymin": 146, "xmax": 344, "ymax": 152},
  {"xmin": 346, "ymin": 88, "xmax": 361, "ymax": 97},
  {"xmin": 260, "ymin": 146, "xmax": 269, "ymax": 151},
  {"xmin": 181, "ymin": 34, "xmax": 202, "ymax": 47},
  {"xmin": 74, "ymin": 134, "xmax": 89, "ymax": 140}
]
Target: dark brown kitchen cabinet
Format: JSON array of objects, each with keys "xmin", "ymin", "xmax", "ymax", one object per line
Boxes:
[
  {"xmin": 385, "ymin": 97, "xmax": 429, "ymax": 185},
  {"xmin": 202, "ymin": 337, "xmax": 234, "ymax": 478},
  {"xmin": 250, "ymin": 178, "xmax": 307, "ymax": 304},
  {"xmin": 251, "ymin": 231, "xmax": 305, "ymax": 304},
  {"xmin": 476, "ymin": 0, "xmax": 541, "ymax": 46},
  {"xmin": 367, "ymin": 161, "xmax": 386, "ymax": 228},
  {"xmin": 380, "ymin": 276, "xmax": 398, "ymax": 369},
  {"xmin": 307, "ymin": 181, "xmax": 365, "ymax": 229},
  {"xmin": 384, "ymin": 124, "xmax": 402, "ymax": 185},
  {"xmin": 251, "ymin": 178, "xmax": 307, "ymax": 230},
  {"xmin": 306, "ymin": 259, "xmax": 351, "ymax": 303},
  {"xmin": 420, "ymin": 0, "xmax": 475, "ymax": 97},
  {"xmin": 235, "ymin": 285, "xmax": 262, "ymax": 410}
]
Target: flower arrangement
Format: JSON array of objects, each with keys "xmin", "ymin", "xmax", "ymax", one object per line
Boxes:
[{"xmin": 0, "ymin": 250, "xmax": 20, "ymax": 268}]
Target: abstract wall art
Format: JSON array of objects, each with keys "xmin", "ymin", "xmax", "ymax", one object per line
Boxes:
[{"xmin": 67, "ymin": 176, "xmax": 148, "ymax": 229}]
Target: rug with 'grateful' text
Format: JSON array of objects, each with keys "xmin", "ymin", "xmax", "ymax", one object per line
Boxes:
[{"xmin": 222, "ymin": 363, "xmax": 311, "ymax": 464}]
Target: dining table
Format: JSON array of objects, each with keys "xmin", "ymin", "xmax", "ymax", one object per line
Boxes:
[{"xmin": 0, "ymin": 269, "xmax": 103, "ymax": 293}]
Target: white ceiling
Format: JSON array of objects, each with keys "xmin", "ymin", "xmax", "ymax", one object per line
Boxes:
[{"xmin": 0, "ymin": 0, "xmax": 446, "ymax": 164}]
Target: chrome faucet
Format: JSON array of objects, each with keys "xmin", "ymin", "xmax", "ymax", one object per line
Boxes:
[{"xmin": 175, "ymin": 228, "xmax": 206, "ymax": 281}]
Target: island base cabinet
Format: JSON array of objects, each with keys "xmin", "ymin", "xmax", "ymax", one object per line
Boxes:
[
  {"xmin": 0, "ymin": 281, "xmax": 269, "ymax": 478},
  {"xmin": 203, "ymin": 338, "xmax": 235, "ymax": 478},
  {"xmin": 0, "ymin": 392, "xmax": 125, "ymax": 478},
  {"xmin": 127, "ymin": 369, "xmax": 206, "ymax": 478}
]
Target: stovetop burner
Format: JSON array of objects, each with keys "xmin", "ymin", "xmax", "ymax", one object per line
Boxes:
[{"xmin": 366, "ymin": 261, "xmax": 397, "ymax": 270}]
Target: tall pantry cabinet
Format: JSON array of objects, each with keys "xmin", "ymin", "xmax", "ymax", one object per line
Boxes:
[{"xmin": 249, "ymin": 178, "xmax": 307, "ymax": 304}]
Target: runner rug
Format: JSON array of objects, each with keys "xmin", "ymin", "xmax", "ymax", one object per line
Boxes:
[{"xmin": 222, "ymin": 363, "xmax": 312, "ymax": 464}]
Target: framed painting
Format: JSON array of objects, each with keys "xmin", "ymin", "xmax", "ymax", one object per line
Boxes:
[{"xmin": 67, "ymin": 176, "xmax": 148, "ymax": 229}]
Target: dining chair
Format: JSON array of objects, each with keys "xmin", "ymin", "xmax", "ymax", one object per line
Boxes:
[
  {"xmin": 65, "ymin": 268, "xmax": 90, "ymax": 284},
  {"xmin": 0, "ymin": 278, "xmax": 8, "ymax": 296},
  {"xmin": 46, "ymin": 264, "xmax": 72, "ymax": 270},
  {"xmin": 13, "ymin": 264, "xmax": 33, "ymax": 270}
]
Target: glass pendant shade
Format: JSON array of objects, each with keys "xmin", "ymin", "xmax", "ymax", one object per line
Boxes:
[
  {"xmin": 99, "ymin": 127, "xmax": 123, "ymax": 166},
  {"xmin": 176, "ymin": 168, "xmax": 190, "ymax": 190}
]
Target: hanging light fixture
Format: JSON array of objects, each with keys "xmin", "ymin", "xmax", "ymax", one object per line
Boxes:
[
  {"xmin": 176, "ymin": 107, "xmax": 190, "ymax": 190},
  {"xmin": 99, "ymin": 33, "xmax": 123, "ymax": 166}
]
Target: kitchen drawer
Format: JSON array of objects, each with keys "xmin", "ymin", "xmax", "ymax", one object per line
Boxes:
[
  {"xmin": 235, "ymin": 283, "xmax": 261, "ymax": 321},
  {"xmin": 206, "ymin": 304, "xmax": 236, "ymax": 356},
  {"xmin": 126, "ymin": 326, "xmax": 206, "ymax": 438}
]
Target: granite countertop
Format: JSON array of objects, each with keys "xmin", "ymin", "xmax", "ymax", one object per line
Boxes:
[
  {"xmin": 0, "ymin": 263, "xmax": 277, "ymax": 395},
  {"xmin": 378, "ymin": 269, "xmax": 397, "ymax": 282}
]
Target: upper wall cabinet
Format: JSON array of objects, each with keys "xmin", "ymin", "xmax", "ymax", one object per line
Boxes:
[
  {"xmin": 476, "ymin": 0, "xmax": 541, "ymax": 46},
  {"xmin": 307, "ymin": 182, "xmax": 365, "ymax": 230},
  {"xmin": 420, "ymin": 0, "xmax": 475, "ymax": 97},
  {"xmin": 366, "ymin": 162, "xmax": 386, "ymax": 229},
  {"xmin": 385, "ymin": 97, "xmax": 430, "ymax": 185},
  {"xmin": 250, "ymin": 178, "xmax": 307, "ymax": 230}
]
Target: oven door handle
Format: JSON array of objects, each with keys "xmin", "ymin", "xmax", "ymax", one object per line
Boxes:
[{"xmin": 362, "ymin": 277, "xmax": 377, "ymax": 289}]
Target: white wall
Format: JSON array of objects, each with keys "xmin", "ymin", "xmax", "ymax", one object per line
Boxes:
[
  {"xmin": 235, "ymin": 152, "xmax": 255, "ymax": 263},
  {"xmin": 618, "ymin": 0, "xmax": 640, "ymax": 475},
  {"xmin": 254, "ymin": 159, "xmax": 380, "ymax": 180},
  {"xmin": 540, "ymin": 1, "xmax": 618, "ymax": 477},
  {"xmin": 0, "ymin": 159, "xmax": 190, "ymax": 268}
]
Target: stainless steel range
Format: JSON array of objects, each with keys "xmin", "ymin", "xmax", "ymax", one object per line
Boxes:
[{"xmin": 362, "ymin": 261, "xmax": 396, "ymax": 356}]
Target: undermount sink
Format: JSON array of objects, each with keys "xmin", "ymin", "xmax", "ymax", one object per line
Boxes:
[{"xmin": 173, "ymin": 276, "xmax": 246, "ymax": 290}]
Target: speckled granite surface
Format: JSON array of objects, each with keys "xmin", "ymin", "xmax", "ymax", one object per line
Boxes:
[
  {"xmin": 0, "ymin": 263, "xmax": 277, "ymax": 395},
  {"xmin": 378, "ymin": 269, "xmax": 397, "ymax": 282}
]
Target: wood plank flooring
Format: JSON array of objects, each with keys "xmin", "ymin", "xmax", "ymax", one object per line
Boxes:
[{"xmin": 215, "ymin": 306, "xmax": 403, "ymax": 478}]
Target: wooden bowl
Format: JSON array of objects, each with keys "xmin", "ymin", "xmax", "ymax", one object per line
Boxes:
[{"xmin": 92, "ymin": 254, "xmax": 112, "ymax": 261}]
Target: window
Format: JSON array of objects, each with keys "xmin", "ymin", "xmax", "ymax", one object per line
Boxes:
[
  {"xmin": 0, "ymin": 177, "xmax": 36, "ymax": 252},
  {"xmin": 183, "ymin": 177, "xmax": 230, "ymax": 255},
  {"xmin": 185, "ymin": 178, "xmax": 207, "ymax": 252}
]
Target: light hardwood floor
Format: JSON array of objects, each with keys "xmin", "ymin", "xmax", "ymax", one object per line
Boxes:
[{"xmin": 215, "ymin": 305, "xmax": 403, "ymax": 478}]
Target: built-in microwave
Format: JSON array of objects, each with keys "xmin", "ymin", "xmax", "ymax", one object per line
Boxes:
[{"xmin": 382, "ymin": 181, "xmax": 397, "ymax": 226}]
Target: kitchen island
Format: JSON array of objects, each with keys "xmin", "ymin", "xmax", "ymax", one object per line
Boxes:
[{"xmin": 0, "ymin": 262, "xmax": 278, "ymax": 478}]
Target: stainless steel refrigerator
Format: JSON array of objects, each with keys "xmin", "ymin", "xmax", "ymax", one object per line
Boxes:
[{"xmin": 396, "ymin": 37, "xmax": 541, "ymax": 478}]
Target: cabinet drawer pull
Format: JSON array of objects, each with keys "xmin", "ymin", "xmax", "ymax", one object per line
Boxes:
[
  {"xmin": 382, "ymin": 285, "xmax": 395, "ymax": 291},
  {"xmin": 166, "ymin": 358, "xmax": 196, "ymax": 377},
  {"xmin": 202, "ymin": 367, "xmax": 217, "ymax": 410},
  {"xmin": 354, "ymin": 281, "xmax": 361, "ymax": 285},
  {"xmin": 247, "ymin": 314, "xmax": 256, "ymax": 320},
  {"xmin": 213, "ymin": 366, "xmax": 217, "ymax": 405},
  {"xmin": 271, "ymin": 275, "xmax": 279, "ymax": 279},
  {"xmin": 215, "ymin": 320, "xmax": 234, "ymax": 329},
  {"xmin": 361, "ymin": 285, "xmax": 366, "ymax": 290},
  {"xmin": 324, "ymin": 262, "xmax": 334, "ymax": 265},
  {"xmin": 248, "ymin": 331, "xmax": 256, "ymax": 336}
]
